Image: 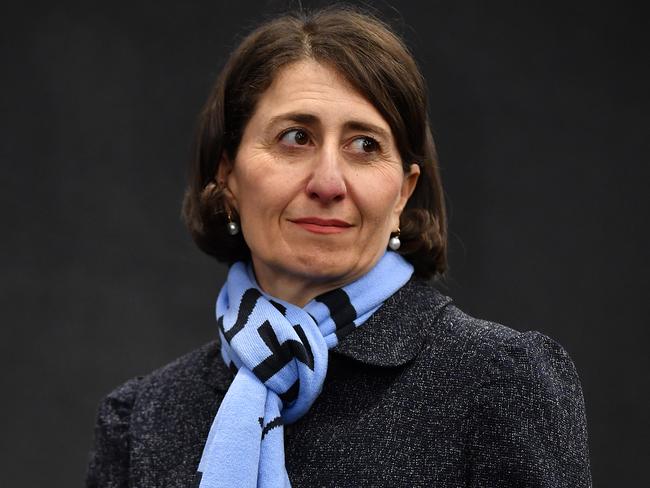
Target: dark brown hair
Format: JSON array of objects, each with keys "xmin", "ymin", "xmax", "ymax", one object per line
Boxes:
[{"xmin": 182, "ymin": 6, "xmax": 447, "ymax": 278}]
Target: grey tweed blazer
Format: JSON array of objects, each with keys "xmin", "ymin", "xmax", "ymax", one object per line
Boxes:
[{"xmin": 86, "ymin": 278, "xmax": 591, "ymax": 487}]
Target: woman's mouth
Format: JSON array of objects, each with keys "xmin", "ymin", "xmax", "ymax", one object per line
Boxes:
[{"xmin": 289, "ymin": 217, "xmax": 353, "ymax": 234}]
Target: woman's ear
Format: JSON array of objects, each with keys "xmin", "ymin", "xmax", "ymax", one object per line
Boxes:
[
  {"xmin": 396, "ymin": 163, "xmax": 420, "ymax": 213},
  {"xmin": 216, "ymin": 155, "xmax": 238, "ymax": 211}
]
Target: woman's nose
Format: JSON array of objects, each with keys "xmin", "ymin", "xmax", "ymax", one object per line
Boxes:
[{"xmin": 305, "ymin": 148, "xmax": 347, "ymax": 203}]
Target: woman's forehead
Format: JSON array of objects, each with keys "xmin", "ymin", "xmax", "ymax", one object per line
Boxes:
[{"xmin": 251, "ymin": 60, "xmax": 392, "ymax": 134}]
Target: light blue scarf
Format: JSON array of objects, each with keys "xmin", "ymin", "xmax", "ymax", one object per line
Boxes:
[{"xmin": 196, "ymin": 251, "xmax": 413, "ymax": 487}]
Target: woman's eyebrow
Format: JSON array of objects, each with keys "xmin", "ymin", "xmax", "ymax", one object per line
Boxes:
[
  {"xmin": 266, "ymin": 113, "xmax": 391, "ymax": 141},
  {"xmin": 267, "ymin": 112, "xmax": 320, "ymax": 128},
  {"xmin": 344, "ymin": 121, "xmax": 391, "ymax": 141}
]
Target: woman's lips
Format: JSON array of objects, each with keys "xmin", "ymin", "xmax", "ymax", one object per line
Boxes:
[{"xmin": 290, "ymin": 217, "xmax": 353, "ymax": 235}]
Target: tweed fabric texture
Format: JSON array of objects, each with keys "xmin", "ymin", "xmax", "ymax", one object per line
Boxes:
[
  {"xmin": 198, "ymin": 252, "xmax": 413, "ymax": 487},
  {"xmin": 86, "ymin": 278, "xmax": 592, "ymax": 487}
]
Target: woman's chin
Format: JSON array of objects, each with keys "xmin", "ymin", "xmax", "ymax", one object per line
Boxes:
[{"xmin": 286, "ymin": 249, "xmax": 378, "ymax": 285}]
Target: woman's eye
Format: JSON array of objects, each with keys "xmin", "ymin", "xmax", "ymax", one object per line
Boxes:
[
  {"xmin": 348, "ymin": 137, "xmax": 380, "ymax": 154},
  {"xmin": 279, "ymin": 129, "xmax": 310, "ymax": 146}
]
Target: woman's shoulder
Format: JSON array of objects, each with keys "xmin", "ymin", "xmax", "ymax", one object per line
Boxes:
[
  {"xmin": 390, "ymin": 278, "xmax": 584, "ymax": 397},
  {"xmin": 86, "ymin": 341, "xmax": 231, "ymax": 486},
  {"xmin": 395, "ymin": 279, "xmax": 591, "ymax": 483},
  {"xmin": 400, "ymin": 278, "xmax": 575, "ymax": 363},
  {"xmin": 97, "ymin": 339, "xmax": 231, "ymax": 409},
  {"xmin": 336, "ymin": 276, "xmax": 579, "ymax": 381},
  {"xmin": 436, "ymin": 296, "xmax": 577, "ymax": 372},
  {"xmin": 408, "ymin": 283, "xmax": 591, "ymax": 485}
]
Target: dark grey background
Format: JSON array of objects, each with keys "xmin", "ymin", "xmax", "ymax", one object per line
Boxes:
[{"xmin": 2, "ymin": 1, "xmax": 648, "ymax": 486}]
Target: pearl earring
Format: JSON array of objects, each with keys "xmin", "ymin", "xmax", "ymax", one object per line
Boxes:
[
  {"xmin": 388, "ymin": 229, "xmax": 401, "ymax": 251},
  {"xmin": 226, "ymin": 212, "xmax": 240, "ymax": 235}
]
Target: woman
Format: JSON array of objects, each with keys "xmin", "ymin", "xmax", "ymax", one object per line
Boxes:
[{"xmin": 86, "ymin": 7, "xmax": 591, "ymax": 487}]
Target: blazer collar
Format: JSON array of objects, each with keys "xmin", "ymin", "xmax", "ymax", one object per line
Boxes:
[
  {"xmin": 331, "ymin": 278, "xmax": 453, "ymax": 367},
  {"xmin": 207, "ymin": 278, "xmax": 454, "ymax": 391}
]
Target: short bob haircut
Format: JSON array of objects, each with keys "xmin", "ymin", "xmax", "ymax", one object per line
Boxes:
[{"xmin": 182, "ymin": 6, "xmax": 448, "ymax": 279}]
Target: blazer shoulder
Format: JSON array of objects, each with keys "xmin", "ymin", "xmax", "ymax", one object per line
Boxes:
[
  {"xmin": 91, "ymin": 340, "xmax": 229, "ymax": 442},
  {"xmin": 135, "ymin": 340, "xmax": 230, "ymax": 393},
  {"xmin": 405, "ymin": 283, "xmax": 585, "ymax": 403},
  {"xmin": 429, "ymin": 306, "xmax": 592, "ymax": 485},
  {"xmin": 413, "ymin": 294, "xmax": 591, "ymax": 484},
  {"xmin": 431, "ymin": 300, "xmax": 579, "ymax": 380},
  {"xmin": 86, "ymin": 342, "xmax": 230, "ymax": 487},
  {"xmin": 397, "ymin": 278, "xmax": 536, "ymax": 360},
  {"xmin": 86, "ymin": 376, "xmax": 143, "ymax": 486},
  {"xmin": 91, "ymin": 339, "xmax": 225, "ymax": 431}
]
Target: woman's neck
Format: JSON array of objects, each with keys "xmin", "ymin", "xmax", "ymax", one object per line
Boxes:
[{"xmin": 250, "ymin": 260, "xmax": 355, "ymax": 308}]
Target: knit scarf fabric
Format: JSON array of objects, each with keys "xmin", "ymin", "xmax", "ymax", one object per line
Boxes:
[{"xmin": 196, "ymin": 251, "xmax": 414, "ymax": 487}]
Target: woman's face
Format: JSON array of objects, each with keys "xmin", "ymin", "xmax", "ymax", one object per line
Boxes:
[{"xmin": 220, "ymin": 60, "xmax": 419, "ymax": 304}]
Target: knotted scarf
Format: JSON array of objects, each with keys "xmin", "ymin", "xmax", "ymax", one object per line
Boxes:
[{"xmin": 196, "ymin": 251, "xmax": 414, "ymax": 487}]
